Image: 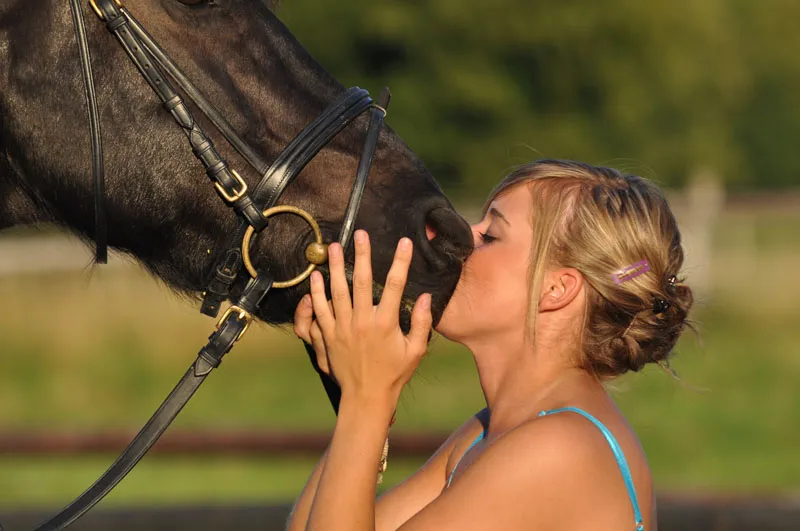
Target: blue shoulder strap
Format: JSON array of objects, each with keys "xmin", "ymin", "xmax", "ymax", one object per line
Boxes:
[
  {"xmin": 539, "ymin": 407, "xmax": 645, "ymax": 531},
  {"xmin": 446, "ymin": 430, "xmax": 485, "ymax": 487}
]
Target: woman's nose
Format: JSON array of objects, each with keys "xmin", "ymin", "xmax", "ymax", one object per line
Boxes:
[{"xmin": 470, "ymin": 225, "xmax": 482, "ymax": 247}]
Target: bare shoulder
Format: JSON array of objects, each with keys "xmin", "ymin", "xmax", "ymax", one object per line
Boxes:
[{"xmin": 398, "ymin": 409, "xmax": 653, "ymax": 531}]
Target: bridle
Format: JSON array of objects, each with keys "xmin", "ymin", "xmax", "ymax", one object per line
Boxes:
[{"xmin": 24, "ymin": 1, "xmax": 389, "ymax": 529}]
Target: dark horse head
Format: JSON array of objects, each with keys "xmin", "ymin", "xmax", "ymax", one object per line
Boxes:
[{"xmin": 0, "ymin": 0, "xmax": 473, "ymax": 326}]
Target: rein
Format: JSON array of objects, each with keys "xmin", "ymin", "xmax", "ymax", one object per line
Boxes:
[{"xmin": 21, "ymin": 1, "xmax": 391, "ymax": 529}]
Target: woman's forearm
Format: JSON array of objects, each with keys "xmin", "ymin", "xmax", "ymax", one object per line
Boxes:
[
  {"xmin": 285, "ymin": 447, "xmax": 329, "ymax": 531},
  {"xmin": 307, "ymin": 393, "xmax": 395, "ymax": 531}
]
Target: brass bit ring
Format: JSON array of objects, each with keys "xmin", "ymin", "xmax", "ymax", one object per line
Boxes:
[{"xmin": 241, "ymin": 206, "xmax": 328, "ymax": 288}]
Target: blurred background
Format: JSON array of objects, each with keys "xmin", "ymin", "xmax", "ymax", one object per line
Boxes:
[{"xmin": 1, "ymin": 0, "xmax": 799, "ymax": 529}]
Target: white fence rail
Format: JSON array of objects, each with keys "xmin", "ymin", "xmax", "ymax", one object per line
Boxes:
[{"xmin": 0, "ymin": 234, "xmax": 129, "ymax": 277}]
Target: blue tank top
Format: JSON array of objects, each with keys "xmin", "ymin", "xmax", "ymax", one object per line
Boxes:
[{"xmin": 445, "ymin": 406, "xmax": 645, "ymax": 531}]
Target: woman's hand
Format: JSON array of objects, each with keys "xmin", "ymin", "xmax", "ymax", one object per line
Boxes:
[{"xmin": 294, "ymin": 229, "xmax": 432, "ymax": 406}]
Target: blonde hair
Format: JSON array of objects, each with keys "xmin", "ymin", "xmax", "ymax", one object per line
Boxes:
[{"xmin": 486, "ymin": 160, "xmax": 693, "ymax": 378}]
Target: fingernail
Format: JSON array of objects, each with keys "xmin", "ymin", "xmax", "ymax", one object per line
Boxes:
[
  {"xmin": 311, "ymin": 271, "xmax": 322, "ymax": 284},
  {"xmin": 355, "ymin": 230, "xmax": 367, "ymax": 243},
  {"xmin": 329, "ymin": 243, "xmax": 341, "ymax": 258},
  {"xmin": 400, "ymin": 238, "xmax": 412, "ymax": 251},
  {"xmin": 420, "ymin": 293, "xmax": 431, "ymax": 310},
  {"xmin": 302, "ymin": 294, "xmax": 312, "ymax": 307}
]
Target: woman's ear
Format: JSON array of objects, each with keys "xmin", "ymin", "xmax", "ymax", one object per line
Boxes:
[{"xmin": 539, "ymin": 268, "xmax": 583, "ymax": 311}]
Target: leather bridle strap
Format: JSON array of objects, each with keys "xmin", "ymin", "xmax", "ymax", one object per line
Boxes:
[
  {"xmin": 338, "ymin": 87, "xmax": 390, "ymax": 248},
  {"xmin": 122, "ymin": 12, "xmax": 271, "ymax": 176},
  {"xmin": 199, "ymin": 86, "xmax": 377, "ymax": 316},
  {"xmin": 69, "ymin": 0, "xmax": 107, "ymax": 263},
  {"xmin": 125, "ymin": 7, "xmax": 377, "ymax": 212},
  {"xmin": 301, "ymin": 88, "xmax": 391, "ymax": 414},
  {"xmin": 198, "ymin": 89, "xmax": 383, "ymax": 317},
  {"xmin": 33, "ymin": 276, "xmax": 274, "ymax": 531},
  {"xmin": 97, "ymin": 1, "xmax": 269, "ymax": 231},
  {"xmin": 98, "ymin": 2, "xmax": 381, "ymax": 318}
]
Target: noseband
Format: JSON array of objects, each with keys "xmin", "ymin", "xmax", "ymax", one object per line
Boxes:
[{"xmin": 28, "ymin": 1, "xmax": 390, "ymax": 529}]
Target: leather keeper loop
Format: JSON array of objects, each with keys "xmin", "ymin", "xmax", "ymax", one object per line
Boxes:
[
  {"xmin": 106, "ymin": 13, "xmax": 127, "ymax": 31},
  {"xmin": 164, "ymin": 95, "xmax": 181, "ymax": 111},
  {"xmin": 206, "ymin": 160, "xmax": 228, "ymax": 182},
  {"xmin": 234, "ymin": 197, "xmax": 269, "ymax": 232},
  {"xmin": 197, "ymin": 349, "xmax": 222, "ymax": 371},
  {"xmin": 236, "ymin": 276, "xmax": 273, "ymax": 315}
]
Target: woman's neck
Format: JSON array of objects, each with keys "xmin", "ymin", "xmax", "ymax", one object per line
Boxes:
[{"xmin": 466, "ymin": 328, "xmax": 601, "ymax": 437}]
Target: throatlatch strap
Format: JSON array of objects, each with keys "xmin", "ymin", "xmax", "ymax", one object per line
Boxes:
[{"xmin": 69, "ymin": 0, "xmax": 107, "ymax": 263}]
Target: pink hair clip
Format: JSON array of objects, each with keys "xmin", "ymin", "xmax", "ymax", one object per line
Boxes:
[{"xmin": 612, "ymin": 259, "xmax": 650, "ymax": 284}]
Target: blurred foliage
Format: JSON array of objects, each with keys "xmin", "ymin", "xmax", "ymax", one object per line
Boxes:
[{"xmin": 278, "ymin": 0, "xmax": 800, "ymax": 200}]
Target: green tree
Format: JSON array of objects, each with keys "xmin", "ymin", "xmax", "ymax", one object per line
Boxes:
[{"xmin": 280, "ymin": 0, "xmax": 800, "ymax": 200}]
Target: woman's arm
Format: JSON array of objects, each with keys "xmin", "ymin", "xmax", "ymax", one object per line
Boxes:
[
  {"xmin": 307, "ymin": 394, "xmax": 395, "ymax": 531},
  {"xmin": 288, "ymin": 409, "xmax": 485, "ymax": 531},
  {"xmin": 302, "ymin": 233, "xmax": 432, "ymax": 531},
  {"xmin": 285, "ymin": 447, "xmax": 328, "ymax": 531},
  {"xmin": 375, "ymin": 409, "xmax": 489, "ymax": 531}
]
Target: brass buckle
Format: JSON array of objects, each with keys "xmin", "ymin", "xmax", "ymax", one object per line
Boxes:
[
  {"xmin": 216, "ymin": 305, "xmax": 253, "ymax": 343},
  {"xmin": 89, "ymin": 0, "xmax": 124, "ymax": 21},
  {"xmin": 241, "ymin": 205, "xmax": 327, "ymax": 289},
  {"xmin": 215, "ymin": 169, "xmax": 249, "ymax": 203}
]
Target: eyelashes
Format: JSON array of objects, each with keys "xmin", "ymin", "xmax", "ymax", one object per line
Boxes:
[{"xmin": 479, "ymin": 232, "xmax": 497, "ymax": 244}]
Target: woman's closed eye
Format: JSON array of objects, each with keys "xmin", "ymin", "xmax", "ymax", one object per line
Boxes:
[{"xmin": 479, "ymin": 232, "xmax": 497, "ymax": 244}]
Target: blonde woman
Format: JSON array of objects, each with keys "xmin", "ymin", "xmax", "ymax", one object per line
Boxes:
[{"xmin": 290, "ymin": 160, "xmax": 693, "ymax": 531}]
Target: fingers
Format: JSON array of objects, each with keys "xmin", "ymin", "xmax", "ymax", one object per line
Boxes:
[
  {"xmin": 377, "ymin": 238, "xmax": 413, "ymax": 324},
  {"xmin": 293, "ymin": 294, "xmax": 314, "ymax": 343},
  {"xmin": 309, "ymin": 321, "xmax": 330, "ymax": 375},
  {"xmin": 295, "ymin": 294, "xmax": 330, "ymax": 375},
  {"xmin": 407, "ymin": 293, "xmax": 433, "ymax": 352},
  {"xmin": 310, "ymin": 270, "xmax": 336, "ymax": 335},
  {"xmin": 352, "ymin": 230, "xmax": 374, "ymax": 316},
  {"xmin": 327, "ymin": 242, "xmax": 352, "ymax": 323}
]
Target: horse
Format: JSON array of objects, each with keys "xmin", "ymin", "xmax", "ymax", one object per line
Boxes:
[
  {"xmin": 0, "ymin": 0, "xmax": 473, "ymax": 325},
  {"xmin": 0, "ymin": 1, "xmax": 473, "ymax": 528}
]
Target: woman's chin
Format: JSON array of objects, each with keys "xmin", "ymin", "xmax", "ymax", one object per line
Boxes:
[{"xmin": 433, "ymin": 306, "xmax": 459, "ymax": 341}]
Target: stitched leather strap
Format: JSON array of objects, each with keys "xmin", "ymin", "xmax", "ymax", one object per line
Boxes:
[
  {"xmin": 100, "ymin": 2, "xmax": 268, "ymax": 231},
  {"xmin": 123, "ymin": 12, "xmax": 270, "ymax": 177},
  {"xmin": 338, "ymin": 87, "xmax": 390, "ymax": 250},
  {"xmin": 69, "ymin": 0, "xmax": 107, "ymax": 263},
  {"xmin": 199, "ymin": 248, "xmax": 243, "ymax": 317}
]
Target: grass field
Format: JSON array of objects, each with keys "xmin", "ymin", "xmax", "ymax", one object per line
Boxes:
[{"xmin": 1, "ymin": 203, "xmax": 799, "ymax": 508}]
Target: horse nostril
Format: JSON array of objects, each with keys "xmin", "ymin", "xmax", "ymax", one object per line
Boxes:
[
  {"xmin": 416, "ymin": 204, "xmax": 474, "ymax": 269},
  {"xmin": 425, "ymin": 223, "xmax": 437, "ymax": 241}
]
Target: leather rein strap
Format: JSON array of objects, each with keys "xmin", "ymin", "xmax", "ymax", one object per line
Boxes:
[{"xmin": 27, "ymin": 1, "xmax": 391, "ymax": 529}]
